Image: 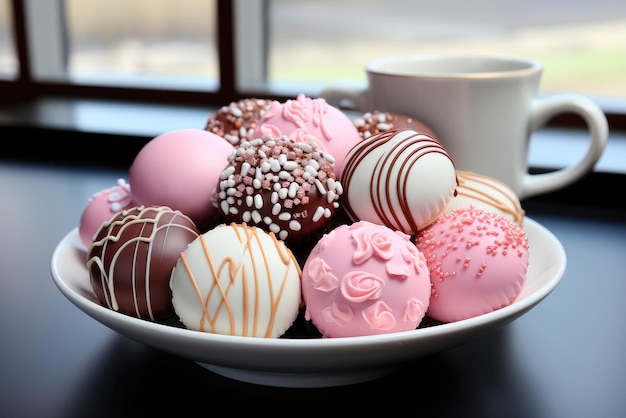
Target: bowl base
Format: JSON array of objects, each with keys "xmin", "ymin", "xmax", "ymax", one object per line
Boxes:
[{"xmin": 196, "ymin": 362, "xmax": 395, "ymax": 388}]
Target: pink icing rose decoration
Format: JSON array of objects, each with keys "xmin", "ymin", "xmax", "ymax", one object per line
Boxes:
[
  {"xmin": 309, "ymin": 98, "xmax": 330, "ymax": 139},
  {"xmin": 289, "ymin": 128, "xmax": 328, "ymax": 153},
  {"xmin": 257, "ymin": 123, "xmax": 283, "ymax": 139},
  {"xmin": 362, "ymin": 301, "xmax": 396, "ymax": 330},
  {"xmin": 401, "ymin": 239, "xmax": 423, "ymax": 269},
  {"xmin": 282, "ymin": 93, "xmax": 312, "ymax": 129},
  {"xmin": 340, "ymin": 271, "xmax": 385, "ymax": 303},
  {"xmin": 261, "ymin": 99, "xmax": 282, "ymax": 119},
  {"xmin": 322, "ymin": 302, "xmax": 354, "ymax": 327},
  {"xmin": 385, "ymin": 263, "xmax": 410, "ymax": 280},
  {"xmin": 282, "ymin": 94, "xmax": 333, "ymax": 141},
  {"xmin": 350, "ymin": 222, "xmax": 394, "ymax": 264},
  {"xmin": 307, "ymin": 257, "xmax": 339, "ymax": 292},
  {"xmin": 314, "ymin": 229, "xmax": 335, "ymax": 252},
  {"xmin": 403, "ymin": 298, "xmax": 426, "ymax": 323}
]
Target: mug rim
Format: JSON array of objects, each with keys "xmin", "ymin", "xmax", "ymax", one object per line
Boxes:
[{"xmin": 366, "ymin": 54, "xmax": 543, "ymax": 79}]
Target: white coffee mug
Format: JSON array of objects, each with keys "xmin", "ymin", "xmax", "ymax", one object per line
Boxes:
[{"xmin": 320, "ymin": 54, "xmax": 608, "ymax": 199}]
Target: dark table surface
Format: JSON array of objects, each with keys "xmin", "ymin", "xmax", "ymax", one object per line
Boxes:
[{"xmin": 1, "ymin": 159, "xmax": 625, "ymax": 418}]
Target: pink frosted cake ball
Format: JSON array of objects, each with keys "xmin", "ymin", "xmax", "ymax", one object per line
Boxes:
[
  {"xmin": 129, "ymin": 129, "xmax": 236, "ymax": 231},
  {"xmin": 78, "ymin": 178, "xmax": 136, "ymax": 250},
  {"xmin": 170, "ymin": 223, "xmax": 302, "ymax": 338},
  {"xmin": 341, "ymin": 129, "xmax": 457, "ymax": 235},
  {"xmin": 251, "ymin": 93, "xmax": 362, "ymax": 177},
  {"xmin": 415, "ymin": 206, "xmax": 530, "ymax": 323},
  {"xmin": 301, "ymin": 220, "xmax": 432, "ymax": 338}
]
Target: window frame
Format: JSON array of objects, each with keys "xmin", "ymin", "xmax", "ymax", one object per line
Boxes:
[
  {"xmin": 1, "ymin": 0, "xmax": 625, "ymax": 131},
  {"xmin": 2, "ymin": 0, "xmax": 289, "ymax": 106}
]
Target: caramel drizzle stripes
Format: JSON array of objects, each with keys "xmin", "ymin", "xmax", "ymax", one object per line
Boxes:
[
  {"xmin": 234, "ymin": 224, "xmax": 260, "ymax": 337},
  {"xmin": 458, "ymin": 172, "xmax": 525, "ymax": 225},
  {"xmin": 179, "ymin": 252, "xmax": 212, "ymax": 331},
  {"xmin": 180, "ymin": 223, "xmax": 297, "ymax": 337},
  {"xmin": 179, "ymin": 235, "xmax": 235, "ymax": 333},
  {"xmin": 241, "ymin": 225, "xmax": 299, "ymax": 338}
]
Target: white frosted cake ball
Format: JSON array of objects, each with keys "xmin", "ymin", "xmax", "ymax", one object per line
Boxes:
[
  {"xmin": 444, "ymin": 170, "xmax": 525, "ymax": 227},
  {"xmin": 340, "ymin": 129, "xmax": 457, "ymax": 234},
  {"xmin": 170, "ymin": 222, "xmax": 302, "ymax": 338}
]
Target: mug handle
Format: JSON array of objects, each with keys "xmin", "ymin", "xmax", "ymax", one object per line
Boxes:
[
  {"xmin": 523, "ymin": 94, "xmax": 609, "ymax": 199},
  {"xmin": 319, "ymin": 81, "xmax": 368, "ymax": 111}
]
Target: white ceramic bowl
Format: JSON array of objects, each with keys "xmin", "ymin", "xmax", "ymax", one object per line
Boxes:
[{"xmin": 50, "ymin": 217, "xmax": 565, "ymax": 388}]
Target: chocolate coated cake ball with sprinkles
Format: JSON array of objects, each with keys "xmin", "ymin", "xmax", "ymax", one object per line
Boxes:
[
  {"xmin": 216, "ymin": 134, "xmax": 343, "ymax": 247},
  {"xmin": 354, "ymin": 110, "xmax": 437, "ymax": 140},
  {"xmin": 205, "ymin": 98, "xmax": 270, "ymax": 147}
]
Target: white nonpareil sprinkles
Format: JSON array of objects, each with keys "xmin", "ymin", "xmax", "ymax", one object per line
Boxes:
[
  {"xmin": 204, "ymin": 98, "xmax": 270, "ymax": 146},
  {"xmin": 217, "ymin": 134, "xmax": 342, "ymax": 242}
]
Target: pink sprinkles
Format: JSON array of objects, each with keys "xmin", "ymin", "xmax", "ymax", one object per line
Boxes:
[
  {"xmin": 416, "ymin": 206, "xmax": 529, "ymax": 281},
  {"xmin": 217, "ymin": 134, "xmax": 343, "ymax": 241}
]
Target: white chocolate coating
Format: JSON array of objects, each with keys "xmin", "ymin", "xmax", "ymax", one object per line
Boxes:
[
  {"xmin": 341, "ymin": 129, "xmax": 457, "ymax": 234},
  {"xmin": 170, "ymin": 223, "xmax": 302, "ymax": 338},
  {"xmin": 444, "ymin": 170, "xmax": 525, "ymax": 227}
]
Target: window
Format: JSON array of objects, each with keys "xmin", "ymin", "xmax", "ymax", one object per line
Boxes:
[
  {"xmin": 0, "ymin": 0, "xmax": 17, "ymax": 79},
  {"xmin": 64, "ymin": 0, "xmax": 219, "ymax": 91},
  {"xmin": 1, "ymin": 0, "xmax": 625, "ymax": 125},
  {"xmin": 266, "ymin": 0, "xmax": 626, "ymax": 103}
]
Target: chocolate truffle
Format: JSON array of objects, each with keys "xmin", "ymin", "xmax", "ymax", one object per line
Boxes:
[
  {"xmin": 216, "ymin": 134, "xmax": 343, "ymax": 247},
  {"xmin": 353, "ymin": 110, "xmax": 437, "ymax": 140},
  {"xmin": 204, "ymin": 98, "xmax": 271, "ymax": 147}
]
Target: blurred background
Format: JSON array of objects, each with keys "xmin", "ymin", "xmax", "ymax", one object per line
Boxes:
[{"xmin": 0, "ymin": 0, "xmax": 624, "ymax": 100}]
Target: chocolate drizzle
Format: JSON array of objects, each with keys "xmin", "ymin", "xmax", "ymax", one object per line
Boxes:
[{"xmin": 342, "ymin": 129, "xmax": 457, "ymax": 234}]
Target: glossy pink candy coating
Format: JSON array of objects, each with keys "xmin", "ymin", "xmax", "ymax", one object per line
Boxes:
[
  {"xmin": 129, "ymin": 129, "xmax": 236, "ymax": 231},
  {"xmin": 415, "ymin": 206, "xmax": 529, "ymax": 323},
  {"xmin": 302, "ymin": 220, "xmax": 431, "ymax": 338},
  {"xmin": 251, "ymin": 94, "xmax": 362, "ymax": 177},
  {"xmin": 78, "ymin": 178, "xmax": 136, "ymax": 250}
]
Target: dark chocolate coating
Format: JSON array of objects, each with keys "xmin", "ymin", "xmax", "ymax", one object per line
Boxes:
[{"xmin": 217, "ymin": 135, "xmax": 342, "ymax": 249}]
